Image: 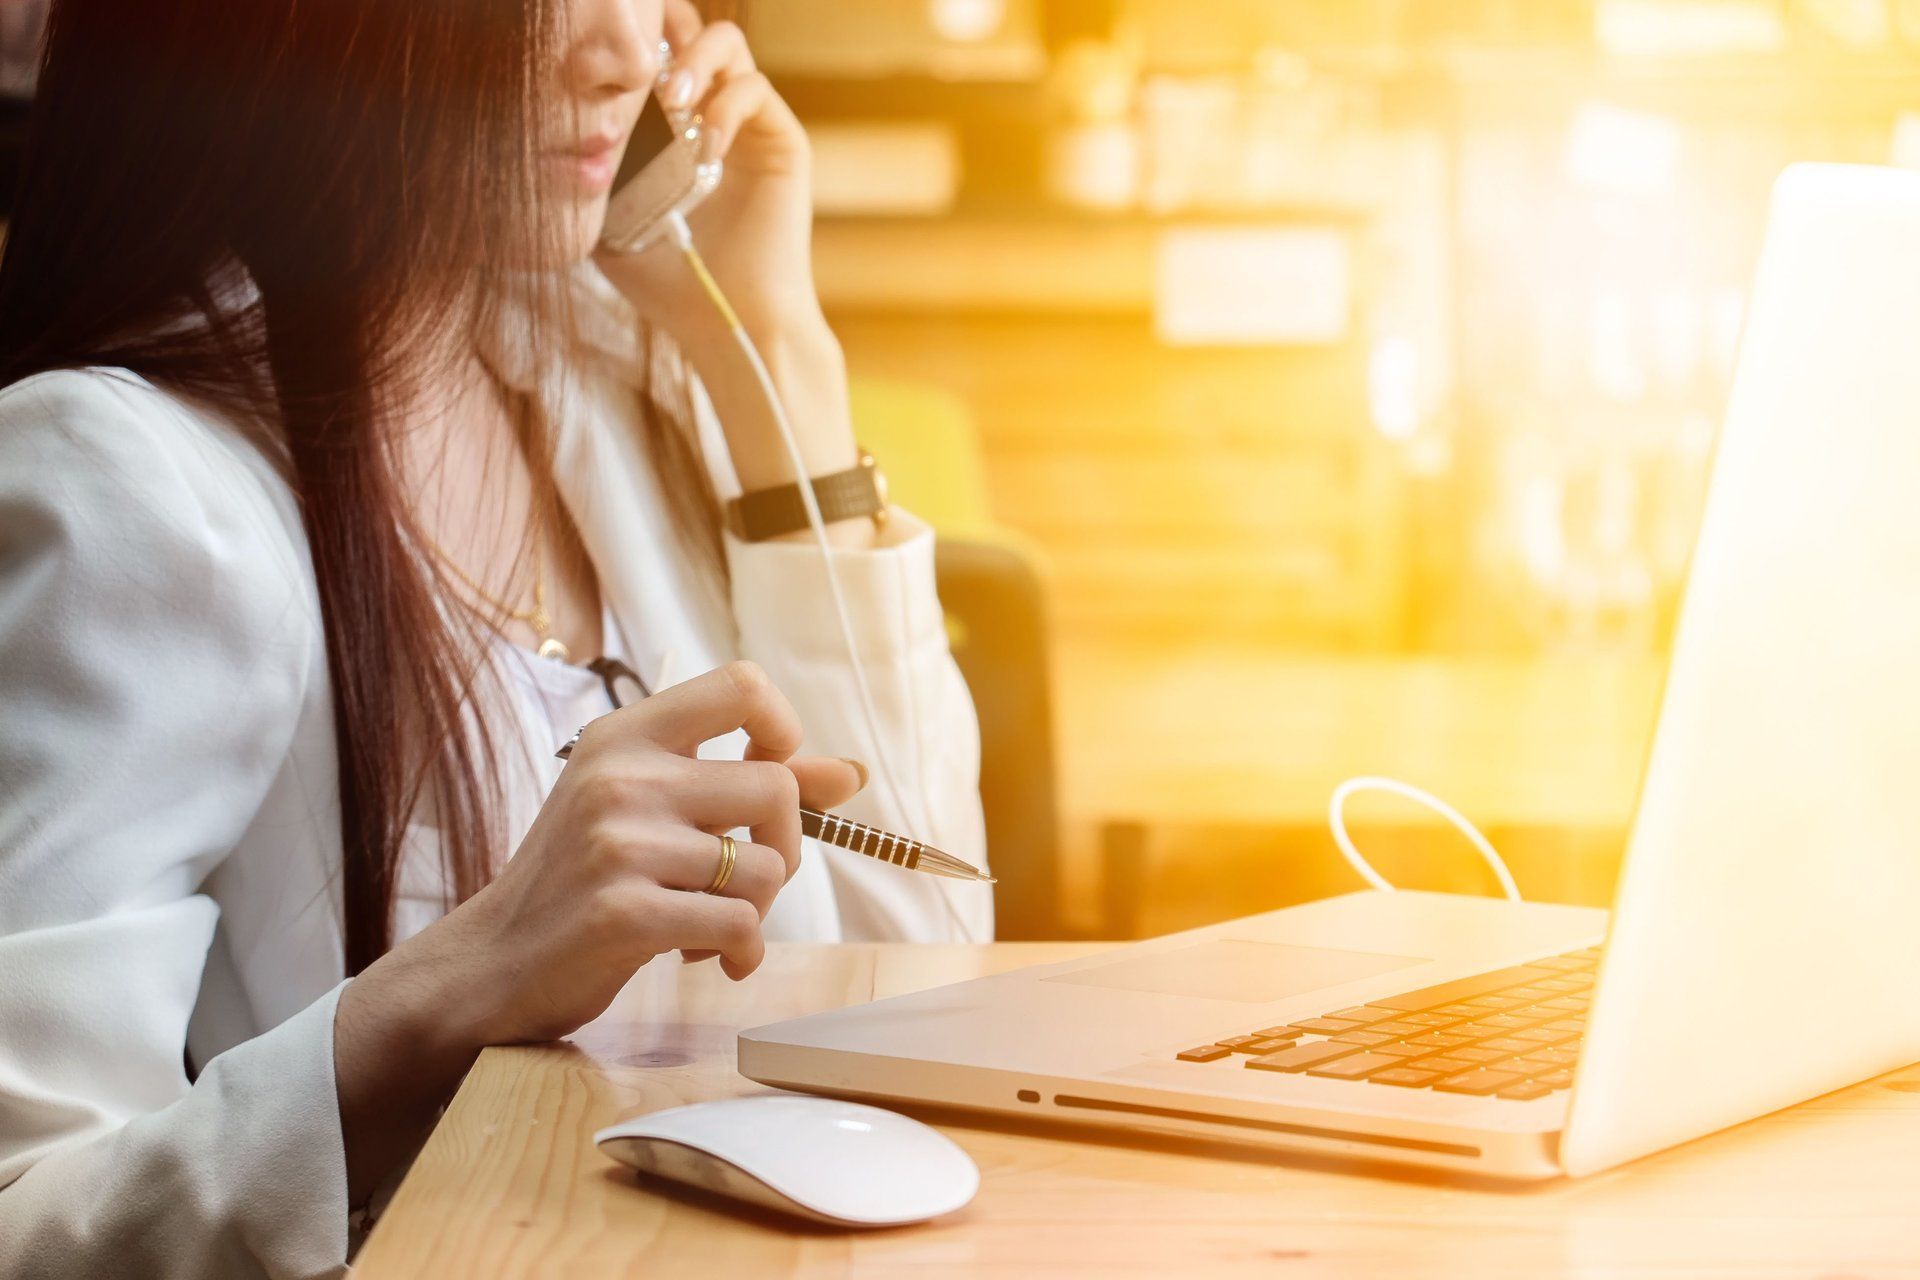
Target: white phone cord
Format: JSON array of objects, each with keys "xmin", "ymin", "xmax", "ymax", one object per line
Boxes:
[
  {"xmin": 666, "ymin": 213, "xmax": 979, "ymax": 943},
  {"xmin": 1329, "ymin": 776, "xmax": 1523, "ymax": 902}
]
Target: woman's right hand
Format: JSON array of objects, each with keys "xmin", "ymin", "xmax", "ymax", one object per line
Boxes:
[
  {"xmin": 331, "ymin": 660, "xmax": 864, "ymax": 1198},
  {"xmin": 457, "ymin": 658, "xmax": 862, "ymax": 1038}
]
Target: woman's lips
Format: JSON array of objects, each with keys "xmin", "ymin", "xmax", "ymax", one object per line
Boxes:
[{"xmin": 546, "ymin": 133, "xmax": 622, "ymax": 194}]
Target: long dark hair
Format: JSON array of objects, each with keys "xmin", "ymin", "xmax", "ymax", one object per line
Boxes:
[{"xmin": 0, "ymin": 0, "xmax": 721, "ymax": 971}]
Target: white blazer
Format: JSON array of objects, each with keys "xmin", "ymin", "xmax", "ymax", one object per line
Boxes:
[{"xmin": 0, "ymin": 283, "xmax": 989, "ymax": 1278}]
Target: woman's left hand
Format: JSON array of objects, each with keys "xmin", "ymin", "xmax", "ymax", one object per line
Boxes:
[
  {"xmin": 596, "ymin": 0, "xmax": 820, "ymax": 348},
  {"xmin": 594, "ymin": 0, "xmax": 860, "ymax": 495}
]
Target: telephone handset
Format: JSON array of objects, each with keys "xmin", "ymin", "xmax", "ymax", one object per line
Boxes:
[{"xmin": 599, "ymin": 43, "xmax": 722, "ymax": 254}]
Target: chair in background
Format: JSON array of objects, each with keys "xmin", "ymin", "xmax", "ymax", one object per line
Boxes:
[{"xmin": 851, "ymin": 377, "xmax": 1064, "ymax": 940}]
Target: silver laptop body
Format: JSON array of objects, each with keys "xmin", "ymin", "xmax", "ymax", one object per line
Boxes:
[{"xmin": 740, "ymin": 164, "xmax": 1920, "ymax": 1179}]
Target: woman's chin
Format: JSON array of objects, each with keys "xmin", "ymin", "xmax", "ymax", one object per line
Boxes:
[
  {"xmin": 561, "ymin": 205, "xmax": 608, "ymax": 265},
  {"xmin": 529, "ymin": 196, "xmax": 611, "ymax": 268}
]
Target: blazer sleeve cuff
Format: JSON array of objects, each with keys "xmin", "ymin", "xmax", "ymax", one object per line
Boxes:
[
  {"xmin": 724, "ymin": 510, "xmax": 946, "ymax": 666},
  {"xmin": 184, "ymin": 980, "xmax": 353, "ymax": 1279},
  {"xmin": 0, "ymin": 980, "xmax": 353, "ymax": 1280}
]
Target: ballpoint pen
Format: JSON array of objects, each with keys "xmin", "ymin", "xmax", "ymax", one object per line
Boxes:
[
  {"xmin": 553, "ymin": 731, "xmax": 995, "ymax": 883},
  {"xmin": 798, "ymin": 807, "xmax": 995, "ymax": 883}
]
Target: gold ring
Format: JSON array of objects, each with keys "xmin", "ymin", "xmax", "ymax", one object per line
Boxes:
[{"xmin": 705, "ymin": 834, "xmax": 738, "ymax": 895}]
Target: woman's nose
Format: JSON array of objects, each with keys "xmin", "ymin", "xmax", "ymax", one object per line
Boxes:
[{"xmin": 563, "ymin": 0, "xmax": 660, "ymax": 100}]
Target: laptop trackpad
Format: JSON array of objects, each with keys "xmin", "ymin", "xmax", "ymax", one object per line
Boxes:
[{"xmin": 1044, "ymin": 940, "xmax": 1427, "ymax": 1004}]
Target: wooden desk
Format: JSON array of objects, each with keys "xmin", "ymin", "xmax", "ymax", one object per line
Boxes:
[{"xmin": 357, "ymin": 943, "xmax": 1920, "ymax": 1278}]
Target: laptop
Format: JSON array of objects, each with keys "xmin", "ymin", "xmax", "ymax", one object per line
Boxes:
[{"xmin": 739, "ymin": 164, "xmax": 1920, "ymax": 1180}]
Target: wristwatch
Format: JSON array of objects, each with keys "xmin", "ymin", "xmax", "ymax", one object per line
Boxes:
[{"xmin": 727, "ymin": 450, "xmax": 890, "ymax": 542}]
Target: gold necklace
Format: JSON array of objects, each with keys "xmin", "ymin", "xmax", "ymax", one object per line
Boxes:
[{"xmin": 427, "ymin": 534, "xmax": 572, "ymax": 663}]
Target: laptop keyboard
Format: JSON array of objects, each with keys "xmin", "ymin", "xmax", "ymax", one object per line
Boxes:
[{"xmin": 1173, "ymin": 945, "xmax": 1600, "ymax": 1101}]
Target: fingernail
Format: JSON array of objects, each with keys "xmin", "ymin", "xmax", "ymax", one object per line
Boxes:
[
  {"xmin": 665, "ymin": 70, "xmax": 694, "ymax": 108},
  {"xmin": 842, "ymin": 757, "xmax": 870, "ymax": 790}
]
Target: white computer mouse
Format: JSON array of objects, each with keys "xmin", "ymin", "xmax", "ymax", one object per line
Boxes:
[{"xmin": 595, "ymin": 1093, "xmax": 980, "ymax": 1228}]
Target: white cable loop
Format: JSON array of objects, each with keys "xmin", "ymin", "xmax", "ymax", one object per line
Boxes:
[{"xmin": 1329, "ymin": 776, "xmax": 1523, "ymax": 903}]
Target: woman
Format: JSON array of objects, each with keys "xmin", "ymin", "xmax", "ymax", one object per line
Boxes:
[{"xmin": 0, "ymin": 0, "xmax": 989, "ymax": 1275}]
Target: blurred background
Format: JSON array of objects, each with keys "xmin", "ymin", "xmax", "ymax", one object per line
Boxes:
[
  {"xmin": 6, "ymin": 0, "xmax": 1917, "ymax": 939},
  {"xmin": 742, "ymin": 0, "xmax": 1920, "ymax": 939}
]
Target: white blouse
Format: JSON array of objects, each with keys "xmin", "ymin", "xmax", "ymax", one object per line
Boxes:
[
  {"xmin": 0, "ymin": 282, "xmax": 990, "ymax": 1279},
  {"xmin": 495, "ymin": 601, "xmax": 632, "ymax": 742},
  {"xmin": 499, "ymin": 602, "xmax": 634, "ymax": 735}
]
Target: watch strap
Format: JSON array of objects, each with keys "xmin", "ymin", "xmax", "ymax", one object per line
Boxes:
[{"xmin": 728, "ymin": 454, "xmax": 887, "ymax": 542}]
